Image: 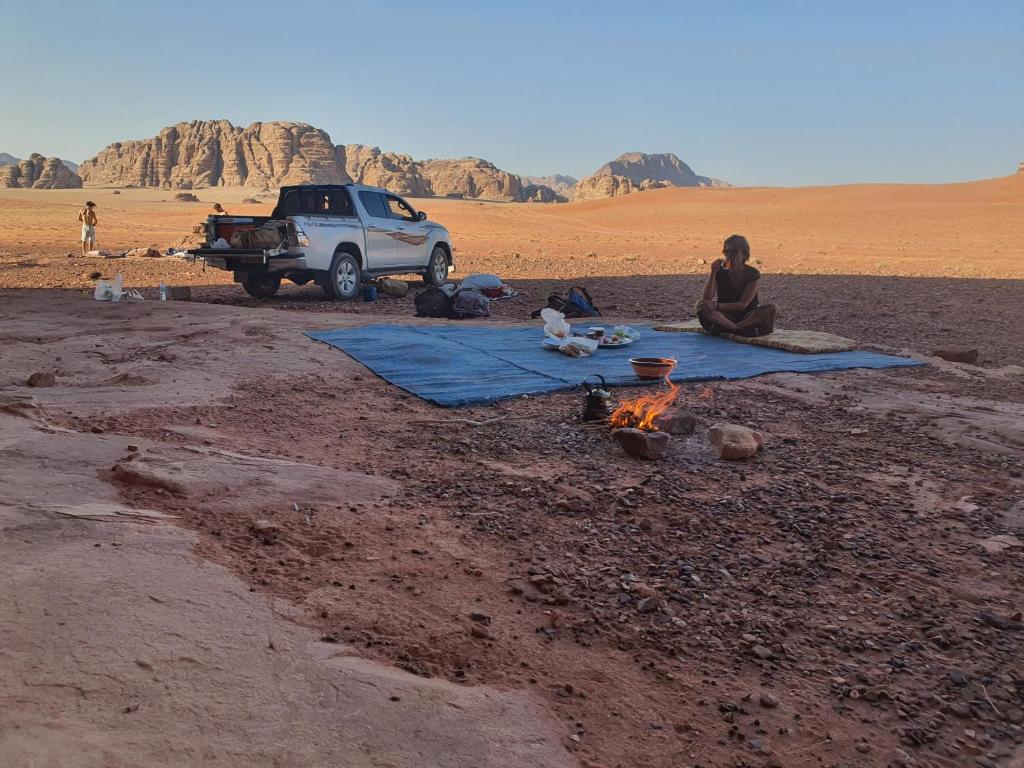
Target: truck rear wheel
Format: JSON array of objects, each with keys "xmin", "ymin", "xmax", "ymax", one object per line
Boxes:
[
  {"xmin": 425, "ymin": 246, "xmax": 449, "ymax": 286},
  {"xmin": 325, "ymin": 252, "xmax": 361, "ymax": 300},
  {"xmin": 242, "ymin": 274, "xmax": 281, "ymax": 298}
]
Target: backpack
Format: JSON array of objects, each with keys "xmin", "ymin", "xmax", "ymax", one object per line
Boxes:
[
  {"xmin": 415, "ymin": 285, "xmax": 454, "ymax": 318},
  {"xmin": 530, "ymin": 286, "xmax": 601, "ymax": 319},
  {"xmin": 449, "ymin": 289, "xmax": 490, "ymax": 319},
  {"xmin": 415, "ymin": 284, "xmax": 490, "ymax": 319}
]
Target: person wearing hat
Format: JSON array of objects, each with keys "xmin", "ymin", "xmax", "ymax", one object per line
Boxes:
[{"xmin": 78, "ymin": 201, "xmax": 98, "ymax": 254}]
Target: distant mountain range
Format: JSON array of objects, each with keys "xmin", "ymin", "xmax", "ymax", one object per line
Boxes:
[
  {"xmin": 519, "ymin": 174, "xmax": 578, "ymax": 199},
  {"xmin": 7, "ymin": 121, "xmax": 730, "ymax": 200}
]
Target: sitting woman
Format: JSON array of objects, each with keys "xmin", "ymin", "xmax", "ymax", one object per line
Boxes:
[{"xmin": 696, "ymin": 234, "xmax": 778, "ymax": 337}]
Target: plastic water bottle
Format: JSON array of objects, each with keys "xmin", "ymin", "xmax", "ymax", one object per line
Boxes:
[{"xmin": 159, "ymin": 283, "xmax": 168, "ymax": 301}]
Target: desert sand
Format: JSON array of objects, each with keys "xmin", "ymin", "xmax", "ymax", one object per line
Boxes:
[{"xmin": 1, "ymin": 179, "xmax": 1023, "ymax": 768}]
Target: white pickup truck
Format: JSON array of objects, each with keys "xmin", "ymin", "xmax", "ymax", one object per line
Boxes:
[{"xmin": 188, "ymin": 184, "xmax": 453, "ymax": 299}]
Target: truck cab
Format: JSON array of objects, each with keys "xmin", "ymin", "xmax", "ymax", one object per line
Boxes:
[{"xmin": 188, "ymin": 184, "xmax": 454, "ymax": 299}]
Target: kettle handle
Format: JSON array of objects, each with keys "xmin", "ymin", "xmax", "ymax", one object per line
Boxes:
[{"xmin": 582, "ymin": 374, "xmax": 607, "ymax": 394}]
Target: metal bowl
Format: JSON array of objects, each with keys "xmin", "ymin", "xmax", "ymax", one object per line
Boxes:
[{"xmin": 628, "ymin": 357, "xmax": 677, "ymax": 380}]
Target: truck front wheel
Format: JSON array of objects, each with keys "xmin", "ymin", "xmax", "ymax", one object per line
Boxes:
[
  {"xmin": 325, "ymin": 252, "xmax": 361, "ymax": 300},
  {"xmin": 425, "ymin": 246, "xmax": 449, "ymax": 286},
  {"xmin": 242, "ymin": 274, "xmax": 281, "ymax": 298}
]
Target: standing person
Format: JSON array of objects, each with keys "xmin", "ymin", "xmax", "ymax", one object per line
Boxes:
[
  {"xmin": 696, "ymin": 234, "xmax": 778, "ymax": 337},
  {"xmin": 78, "ymin": 201, "xmax": 98, "ymax": 254}
]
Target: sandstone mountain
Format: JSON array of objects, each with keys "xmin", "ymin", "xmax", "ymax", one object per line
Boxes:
[
  {"xmin": 0, "ymin": 153, "xmax": 83, "ymax": 189},
  {"xmin": 573, "ymin": 152, "xmax": 729, "ymax": 200},
  {"xmin": 78, "ymin": 120, "xmax": 548, "ymax": 202},
  {"xmin": 79, "ymin": 120, "xmax": 343, "ymax": 189},
  {"xmin": 76, "ymin": 122, "xmax": 726, "ymax": 203},
  {"xmin": 572, "ymin": 174, "xmax": 639, "ymax": 201},
  {"xmin": 593, "ymin": 152, "xmax": 727, "ymax": 188},
  {"xmin": 522, "ymin": 184, "xmax": 566, "ymax": 203}
]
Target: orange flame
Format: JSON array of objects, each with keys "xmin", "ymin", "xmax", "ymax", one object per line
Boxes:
[{"xmin": 609, "ymin": 378, "xmax": 680, "ymax": 431}]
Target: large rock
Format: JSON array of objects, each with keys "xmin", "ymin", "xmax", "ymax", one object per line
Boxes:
[
  {"xmin": 522, "ymin": 184, "xmax": 564, "ymax": 203},
  {"xmin": 708, "ymin": 423, "xmax": 764, "ymax": 460},
  {"xmin": 612, "ymin": 428, "xmax": 671, "ymax": 460},
  {"xmin": 652, "ymin": 408, "xmax": 696, "ymax": 436},
  {"xmin": 572, "ymin": 152, "xmax": 729, "ymax": 200},
  {"xmin": 79, "ymin": 120, "xmax": 344, "ymax": 189},
  {"xmin": 0, "ymin": 153, "xmax": 83, "ymax": 189},
  {"xmin": 337, "ymin": 144, "xmax": 430, "ymax": 196},
  {"xmin": 572, "ymin": 173, "xmax": 638, "ymax": 201},
  {"xmin": 593, "ymin": 152, "xmax": 726, "ymax": 188},
  {"xmin": 420, "ymin": 157, "xmax": 525, "ymax": 202}
]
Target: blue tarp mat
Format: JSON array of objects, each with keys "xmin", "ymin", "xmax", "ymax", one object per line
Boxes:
[{"xmin": 306, "ymin": 324, "xmax": 924, "ymax": 407}]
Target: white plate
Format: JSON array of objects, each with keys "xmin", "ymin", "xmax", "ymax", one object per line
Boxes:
[{"xmin": 598, "ymin": 336, "xmax": 634, "ymax": 348}]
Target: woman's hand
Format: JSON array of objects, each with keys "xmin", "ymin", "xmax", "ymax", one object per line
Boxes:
[{"xmin": 711, "ymin": 258, "xmax": 725, "ymax": 273}]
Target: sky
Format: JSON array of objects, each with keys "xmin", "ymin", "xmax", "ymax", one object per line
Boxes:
[{"xmin": 1, "ymin": 0, "xmax": 1021, "ymax": 187}]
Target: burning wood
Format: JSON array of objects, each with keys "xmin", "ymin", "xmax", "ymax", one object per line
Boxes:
[{"xmin": 609, "ymin": 379, "xmax": 680, "ymax": 432}]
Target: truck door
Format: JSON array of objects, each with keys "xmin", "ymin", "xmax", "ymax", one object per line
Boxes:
[
  {"xmin": 357, "ymin": 191, "xmax": 398, "ymax": 268},
  {"xmin": 383, "ymin": 194, "xmax": 430, "ymax": 268}
]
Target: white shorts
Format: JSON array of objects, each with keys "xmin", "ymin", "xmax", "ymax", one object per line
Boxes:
[{"xmin": 82, "ymin": 224, "xmax": 95, "ymax": 241}]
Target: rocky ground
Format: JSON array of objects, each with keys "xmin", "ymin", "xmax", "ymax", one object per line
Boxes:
[{"xmin": 2, "ymin": 288, "xmax": 1021, "ymax": 768}]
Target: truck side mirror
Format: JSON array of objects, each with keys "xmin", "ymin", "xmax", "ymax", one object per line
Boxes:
[{"xmin": 417, "ymin": 211, "xmax": 427, "ymax": 221}]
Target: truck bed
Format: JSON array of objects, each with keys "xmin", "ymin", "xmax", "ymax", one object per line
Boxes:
[{"xmin": 205, "ymin": 216, "xmax": 276, "ymax": 246}]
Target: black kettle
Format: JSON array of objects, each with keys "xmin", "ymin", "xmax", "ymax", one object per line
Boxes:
[{"xmin": 582, "ymin": 374, "xmax": 613, "ymax": 422}]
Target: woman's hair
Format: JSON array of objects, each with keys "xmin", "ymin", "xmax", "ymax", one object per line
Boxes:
[{"xmin": 723, "ymin": 234, "xmax": 750, "ymax": 259}]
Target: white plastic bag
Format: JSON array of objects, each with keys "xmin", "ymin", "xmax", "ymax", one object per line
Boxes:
[
  {"xmin": 558, "ymin": 336, "xmax": 598, "ymax": 357},
  {"xmin": 94, "ymin": 274, "xmax": 124, "ymax": 302},
  {"xmin": 541, "ymin": 308, "xmax": 570, "ymax": 340}
]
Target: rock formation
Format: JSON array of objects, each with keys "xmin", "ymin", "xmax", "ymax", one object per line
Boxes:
[
  {"xmin": 572, "ymin": 173, "xmax": 638, "ymax": 201},
  {"xmin": 522, "ymin": 184, "xmax": 564, "ymax": 203},
  {"xmin": 420, "ymin": 157, "xmax": 524, "ymax": 201},
  {"xmin": 0, "ymin": 153, "xmax": 83, "ymax": 189},
  {"xmin": 79, "ymin": 120, "xmax": 533, "ymax": 202},
  {"xmin": 593, "ymin": 152, "xmax": 727, "ymax": 187},
  {"xmin": 520, "ymin": 174, "xmax": 577, "ymax": 198},
  {"xmin": 337, "ymin": 144, "xmax": 430, "ymax": 197},
  {"xmin": 0, "ymin": 152, "xmax": 20, "ymax": 165},
  {"xmin": 77, "ymin": 122, "xmax": 729, "ymax": 203},
  {"xmin": 572, "ymin": 152, "xmax": 729, "ymax": 200},
  {"xmin": 79, "ymin": 120, "xmax": 344, "ymax": 189}
]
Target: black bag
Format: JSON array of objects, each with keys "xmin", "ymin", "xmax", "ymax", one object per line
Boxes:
[
  {"xmin": 450, "ymin": 289, "xmax": 490, "ymax": 319},
  {"xmin": 415, "ymin": 285, "xmax": 490, "ymax": 319},
  {"xmin": 530, "ymin": 286, "xmax": 601, "ymax": 319},
  {"xmin": 415, "ymin": 285, "xmax": 454, "ymax": 318}
]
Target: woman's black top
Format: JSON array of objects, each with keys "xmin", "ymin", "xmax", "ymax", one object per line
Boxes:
[{"xmin": 716, "ymin": 265, "xmax": 760, "ymax": 319}]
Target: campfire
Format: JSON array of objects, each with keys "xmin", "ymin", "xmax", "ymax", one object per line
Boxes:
[
  {"xmin": 609, "ymin": 378, "xmax": 680, "ymax": 432},
  {"xmin": 607, "ymin": 378, "xmax": 697, "ymax": 460}
]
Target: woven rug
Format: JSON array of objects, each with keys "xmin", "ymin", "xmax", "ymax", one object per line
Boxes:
[{"xmin": 652, "ymin": 320, "xmax": 858, "ymax": 354}]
